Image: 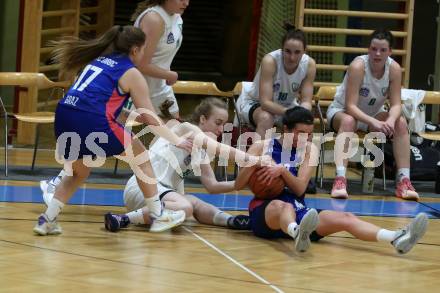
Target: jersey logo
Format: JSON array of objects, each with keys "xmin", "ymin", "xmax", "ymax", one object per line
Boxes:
[
  {"xmin": 167, "ymin": 32, "xmax": 175, "ymax": 44},
  {"xmin": 278, "ymin": 92, "xmax": 288, "ymax": 101},
  {"xmin": 183, "ymin": 155, "xmax": 191, "ymax": 166},
  {"xmin": 273, "ymin": 83, "xmax": 280, "ymax": 92},
  {"xmin": 368, "ymin": 98, "xmax": 377, "ymax": 106},
  {"xmin": 294, "ymin": 200, "xmax": 306, "ymax": 211},
  {"xmin": 291, "ymin": 82, "xmax": 300, "ymax": 92},
  {"xmin": 359, "ymin": 87, "xmax": 370, "ymax": 97},
  {"xmin": 381, "ymin": 86, "xmax": 389, "ymax": 96}
]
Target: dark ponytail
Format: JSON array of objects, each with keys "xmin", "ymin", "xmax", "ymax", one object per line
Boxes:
[{"xmin": 281, "ymin": 22, "xmax": 307, "ymax": 50}]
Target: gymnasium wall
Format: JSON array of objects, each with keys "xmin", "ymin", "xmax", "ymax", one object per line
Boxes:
[{"xmin": 0, "ymin": 0, "xmax": 20, "ymax": 108}]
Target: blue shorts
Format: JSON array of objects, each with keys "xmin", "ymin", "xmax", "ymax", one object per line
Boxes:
[
  {"xmin": 249, "ymin": 194, "xmax": 323, "ymax": 240},
  {"xmin": 54, "ymin": 105, "xmax": 131, "ymax": 160}
]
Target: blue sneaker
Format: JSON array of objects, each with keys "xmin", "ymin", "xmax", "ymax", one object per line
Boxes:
[
  {"xmin": 104, "ymin": 212, "xmax": 130, "ymax": 232},
  {"xmin": 33, "ymin": 213, "xmax": 62, "ymax": 236}
]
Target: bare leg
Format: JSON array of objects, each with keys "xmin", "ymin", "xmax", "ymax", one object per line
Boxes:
[
  {"xmin": 330, "ymin": 112, "xmax": 357, "ymax": 198},
  {"xmin": 253, "ymin": 108, "xmax": 275, "ymax": 139},
  {"xmin": 265, "ymin": 200, "xmax": 297, "ymax": 234},
  {"xmin": 34, "ymin": 160, "xmax": 90, "ymax": 235},
  {"xmin": 184, "ymin": 194, "xmax": 222, "ymax": 225},
  {"xmin": 316, "ymin": 210, "xmax": 380, "ymax": 241},
  {"xmin": 53, "ymin": 160, "xmax": 90, "ymax": 204}
]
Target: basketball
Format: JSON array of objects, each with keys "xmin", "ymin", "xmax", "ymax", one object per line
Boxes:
[{"xmin": 248, "ymin": 168, "xmax": 285, "ymax": 199}]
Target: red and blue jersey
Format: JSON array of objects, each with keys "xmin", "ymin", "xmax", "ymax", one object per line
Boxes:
[
  {"xmin": 59, "ymin": 53, "xmax": 134, "ymax": 120},
  {"xmin": 55, "ymin": 53, "xmax": 136, "ymax": 159}
]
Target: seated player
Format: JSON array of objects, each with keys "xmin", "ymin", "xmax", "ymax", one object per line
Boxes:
[
  {"xmin": 235, "ymin": 23, "xmax": 316, "ymax": 139},
  {"xmin": 326, "ymin": 29, "xmax": 418, "ymax": 200},
  {"xmin": 235, "ymin": 106, "xmax": 428, "ymax": 254}
]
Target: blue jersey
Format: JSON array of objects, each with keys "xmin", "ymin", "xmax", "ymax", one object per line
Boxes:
[
  {"xmin": 59, "ymin": 53, "xmax": 134, "ymax": 120},
  {"xmin": 249, "ymin": 138, "xmax": 304, "ymax": 211}
]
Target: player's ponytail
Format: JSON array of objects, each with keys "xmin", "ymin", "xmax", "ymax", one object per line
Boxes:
[
  {"xmin": 50, "ymin": 25, "xmax": 145, "ymax": 76},
  {"xmin": 281, "ymin": 21, "xmax": 307, "ymax": 50}
]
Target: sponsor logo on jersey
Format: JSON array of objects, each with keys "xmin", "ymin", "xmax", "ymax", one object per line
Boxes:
[
  {"xmin": 183, "ymin": 155, "xmax": 191, "ymax": 166},
  {"xmin": 278, "ymin": 92, "xmax": 288, "ymax": 101},
  {"xmin": 359, "ymin": 87, "xmax": 370, "ymax": 97},
  {"xmin": 291, "ymin": 82, "xmax": 300, "ymax": 92},
  {"xmin": 167, "ymin": 32, "xmax": 175, "ymax": 44}
]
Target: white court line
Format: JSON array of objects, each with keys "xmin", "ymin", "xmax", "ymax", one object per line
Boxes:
[{"xmin": 182, "ymin": 226, "xmax": 284, "ymax": 293}]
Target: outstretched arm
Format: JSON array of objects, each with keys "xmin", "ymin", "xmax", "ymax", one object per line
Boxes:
[{"xmin": 199, "ymin": 163, "xmax": 235, "ymax": 194}]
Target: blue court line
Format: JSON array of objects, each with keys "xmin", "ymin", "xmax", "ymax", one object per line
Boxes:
[{"xmin": 0, "ymin": 185, "xmax": 437, "ymax": 218}]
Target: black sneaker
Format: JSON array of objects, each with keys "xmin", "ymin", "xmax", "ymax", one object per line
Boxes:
[{"xmin": 227, "ymin": 215, "xmax": 251, "ymax": 230}]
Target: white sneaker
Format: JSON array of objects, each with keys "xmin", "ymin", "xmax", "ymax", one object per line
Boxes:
[
  {"xmin": 33, "ymin": 213, "xmax": 62, "ymax": 236},
  {"xmin": 392, "ymin": 213, "xmax": 428, "ymax": 254},
  {"xmin": 295, "ymin": 209, "xmax": 319, "ymax": 252},
  {"xmin": 149, "ymin": 209, "xmax": 185, "ymax": 232},
  {"xmin": 40, "ymin": 180, "xmax": 55, "ymax": 206}
]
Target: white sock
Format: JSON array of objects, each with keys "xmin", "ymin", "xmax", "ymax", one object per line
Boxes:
[
  {"xmin": 51, "ymin": 169, "xmax": 67, "ymax": 185},
  {"xmin": 336, "ymin": 166, "xmax": 346, "ymax": 177},
  {"xmin": 126, "ymin": 209, "xmax": 146, "ymax": 225},
  {"xmin": 45, "ymin": 198, "xmax": 65, "ymax": 221},
  {"xmin": 376, "ymin": 229, "xmax": 398, "ymax": 242},
  {"xmin": 396, "ymin": 168, "xmax": 410, "ymax": 182},
  {"xmin": 287, "ymin": 222, "xmax": 299, "ymax": 239},
  {"xmin": 144, "ymin": 194, "xmax": 162, "ymax": 217},
  {"xmin": 213, "ymin": 211, "xmax": 232, "ymax": 227}
]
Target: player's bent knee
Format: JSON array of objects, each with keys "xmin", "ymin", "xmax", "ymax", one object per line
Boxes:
[
  {"xmin": 266, "ymin": 200, "xmax": 293, "ymax": 216},
  {"xmin": 255, "ymin": 111, "xmax": 274, "ymax": 126},
  {"xmin": 339, "ymin": 212, "xmax": 357, "ymax": 228},
  {"xmin": 340, "ymin": 115, "xmax": 357, "ymax": 130}
]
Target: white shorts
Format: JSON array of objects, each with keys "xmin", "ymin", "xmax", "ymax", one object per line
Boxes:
[
  {"xmin": 326, "ymin": 103, "xmax": 387, "ymax": 132},
  {"xmin": 235, "ymin": 97, "xmax": 284, "ymax": 128},
  {"xmin": 123, "ymin": 176, "xmax": 175, "ymax": 212},
  {"xmin": 123, "ymin": 93, "xmax": 179, "ymax": 117}
]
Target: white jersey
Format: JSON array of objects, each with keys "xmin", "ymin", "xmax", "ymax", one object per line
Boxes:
[
  {"xmin": 242, "ymin": 50, "xmax": 310, "ymax": 107},
  {"xmin": 134, "ymin": 5, "xmax": 183, "ymax": 100},
  {"xmin": 147, "ymin": 126, "xmax": 206, "ymax": 195},
  {"xmin": 331, "ymin": 55, "xmax": 393, "ymax": 115}
]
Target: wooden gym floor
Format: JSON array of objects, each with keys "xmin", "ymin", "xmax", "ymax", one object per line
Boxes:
[{"xmin": 0, "ymin": 149, "xmax": 439, "ymax": 292}]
